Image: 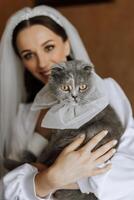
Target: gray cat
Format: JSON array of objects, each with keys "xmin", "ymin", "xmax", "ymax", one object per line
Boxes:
[
  {"xmin": 36, "ymin": 60, "xmax": 124, "ymax": 200},
  {"xmin": 4, "ymin": 60, "xmax": 124, "ymax": 200}
]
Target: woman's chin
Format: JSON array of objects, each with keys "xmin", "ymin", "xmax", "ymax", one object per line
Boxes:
[{"xmin": 38, "ymin": 75, "xmax": 49, "ymax": 84}]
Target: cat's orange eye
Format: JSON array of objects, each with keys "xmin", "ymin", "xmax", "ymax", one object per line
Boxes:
[
  {"xmin": 61, "ymin": 85, "xmax": 71, "ymax": 91},
  {"xmin": 79, "ymin": 84, "xmax": 87, "ymax": 91}
]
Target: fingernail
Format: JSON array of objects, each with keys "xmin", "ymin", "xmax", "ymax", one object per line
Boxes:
[
  {"xmin": 113, "ymin": 140, "xmax": 118, "ymax": 145},
  {"xmin": 79, "ymin": 134, "xmax": 85, "ymax": 138},
  {"xmin": 102, "ymin": 130, "xmax": 108, "ymax": 135},
  {"xmin": 107, "ymin": 163, "xmax": 112, "ymax": 169},
  {"xmin": 112, "ymin": 148, "xmax": 116, "ymax": 153}
]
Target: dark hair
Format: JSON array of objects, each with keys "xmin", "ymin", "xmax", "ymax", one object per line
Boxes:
[{"xmin": 12, "ymin": 16, "xmax": 69, "ymax": 102}]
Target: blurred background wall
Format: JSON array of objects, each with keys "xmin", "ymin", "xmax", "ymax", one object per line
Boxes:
[
  {"xmin": 0, "ymin": 0, "xmax": 33, "ymax": 37},
  {"xmin": 0, "ymin": 0, "xmax": 134, "ymax": 110}
]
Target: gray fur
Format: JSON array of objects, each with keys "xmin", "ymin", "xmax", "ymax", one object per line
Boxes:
[
  {"xmin": 37, "ymin": 60, "xmax": 124, "ymax": 200},
  {"xmin": 4, "ymin": 60, "xmax": 124, "ymax": 200}
]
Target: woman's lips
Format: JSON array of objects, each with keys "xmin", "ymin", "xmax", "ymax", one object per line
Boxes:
[{"xmin": 40, "ymin": 70, "xmax": 51, "ymax": 76}]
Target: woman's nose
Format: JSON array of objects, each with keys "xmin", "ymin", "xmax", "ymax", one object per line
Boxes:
[{"xmin": 37, "ymin": 54, "xmax": 49, "ymax": 70}]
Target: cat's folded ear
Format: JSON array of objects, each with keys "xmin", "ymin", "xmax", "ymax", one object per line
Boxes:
[
  {"xmin": 75, "ymin": 60, "xmax": 94, "ymax": 73},
  {"xmin": 81, "ymin": 64, "xmax": 94, "ymax": 74},
  {"xmin": 51, "ymin": 63, "xmax": 65, "ymax": 79}
]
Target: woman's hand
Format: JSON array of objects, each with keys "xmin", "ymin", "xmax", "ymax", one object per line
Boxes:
[
  {"xmin": 48, "ymin": 130, "xmax": 117, "ymax": 189},
  {"xmin": 32, "ymin": 162, "xmax": 48, "ymax": 172},
  {"xmin": 35, "ymin": 130, "xmax": 117, "ymax": 197}
]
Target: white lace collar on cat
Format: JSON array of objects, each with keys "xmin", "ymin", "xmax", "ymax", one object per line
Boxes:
[{"xmin": 31, "ymin": 63, "xmax": 109, "ymax": 129}]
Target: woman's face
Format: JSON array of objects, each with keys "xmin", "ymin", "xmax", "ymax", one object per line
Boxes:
[{"xmin": 16, "ymin": 24, "xmax": 70, "ymax": 84}]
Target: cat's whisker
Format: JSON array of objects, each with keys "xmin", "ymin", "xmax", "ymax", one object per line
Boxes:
[{"xmin": 79, "ymin": 97, "xmax": 89, "ymax": 104}]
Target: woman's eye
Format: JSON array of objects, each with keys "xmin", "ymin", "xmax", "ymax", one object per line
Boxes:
[
  {"xmin": 23, "ymin": 53, "xmax": 34, "ymax": 60},
  {"xmin": 45, "ymin": 45, "xmax": 55, "ymax": 52},
  {"xmin": 61, "ymin": 85, "xmax": 70, "ymax": 91},
  {"xmin": 79, "ymin": 84, "xmax": 87, "ymax": 91}
]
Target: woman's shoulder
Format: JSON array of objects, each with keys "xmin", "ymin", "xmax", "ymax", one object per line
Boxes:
[
  {"xmin": 103, "ymin": 77, "xmax": 129, "ymax": 101},
  {"xmin": 103, "ymin": 77, "xmax": 133, "ymax": 128},
  {"xmin": 103, "ymin": 77, "xmax": 124, "ymax": 94}
]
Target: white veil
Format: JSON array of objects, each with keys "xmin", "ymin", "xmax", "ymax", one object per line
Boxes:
[{"xmin": 0, "ymin": 5, "xmax": 93, "ymax": 161}]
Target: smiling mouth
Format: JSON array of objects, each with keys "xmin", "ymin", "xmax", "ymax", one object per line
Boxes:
[{"xmin": 40, "ymin": 70, "xmax": 51, "ymax": 76}]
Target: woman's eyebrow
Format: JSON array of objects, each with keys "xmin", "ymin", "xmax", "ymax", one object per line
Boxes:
[
  {"xmin": 41, "ymin": 40, "xmax": 53, "ymax": 47},
  {"xmin": 20, "ymin": 49, "xmax": 31, "ymax": 55}
]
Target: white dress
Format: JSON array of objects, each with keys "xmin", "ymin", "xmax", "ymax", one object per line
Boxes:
[{"xmin": 3, "ymin": 78, "xmax": 134, "ymax": 200}]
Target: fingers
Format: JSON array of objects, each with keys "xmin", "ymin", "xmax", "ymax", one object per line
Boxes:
[
  {"xmin": 80, "ymin": 130, "xmax": 108, "ymax": 153},
  {"xmin": 63, "ymin": 134, "xmax": 85, "ymax": 154},
  {"xmin": 92, "ymin": 163, "xmax": 112, "ymax": 176},
  {"xmin": 93, "ymin": 139, "xmax": 117, "ymax": 160},
  {"xmin": 95, "ymin": 148, "xmax": 116, "ymax": 165},
  {"xmin": 32, "ymin": 162, "xmax": 48, "ymax": 171}
]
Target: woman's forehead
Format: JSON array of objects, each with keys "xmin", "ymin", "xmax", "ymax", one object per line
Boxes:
[{"xmin": 17, "ymin": 24, "xmax": 62, "ymax": 41}]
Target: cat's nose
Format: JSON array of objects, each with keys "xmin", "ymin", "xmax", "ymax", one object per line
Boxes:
[{"xmin": 71, "ymin": 94, "xmax": 78, "ymax": 100}]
